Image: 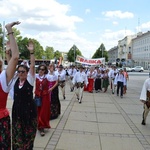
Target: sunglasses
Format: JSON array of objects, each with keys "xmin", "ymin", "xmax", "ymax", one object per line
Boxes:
[
  {"xmin": 18, "ymin": 70, "xmax": 26, "ymax": 74},
  {"xmin": 39, "ymin": 68, "xmax": 45, "ymax": 71}
]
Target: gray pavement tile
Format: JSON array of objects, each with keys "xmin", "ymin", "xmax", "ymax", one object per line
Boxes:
[
  {"xmin": 68, "ymin": 111, "xmax": 97, "ymax": 122},
  {"xmin": 96, "ymin": 107, "xmax": 120, "ymax": 113},
  {"xmin": 98, "ymin": 123, "xmax": 134, "ymax": 134},
  {"xmin": 64, "ymin": 120, "xmax": 99, "ymax": 133},
  {"xmin": 97, "ymin": 113, "xmax": 126, "ymax": 123},
  {"xmin": 101, "ymin": 136, "xmax": 145, "ymax": 150},
  {"xmin": 72, "ymin": 105, "xmax": 96, "ymax": 112},
  {"xmin": 56, "ymin": 132, "xmax": 101, "ymax": 150}
]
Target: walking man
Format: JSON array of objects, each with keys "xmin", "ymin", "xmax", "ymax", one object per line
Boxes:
[{"xmin": 72, "ymin": 65, "xmax": 88, "ymax": 103}]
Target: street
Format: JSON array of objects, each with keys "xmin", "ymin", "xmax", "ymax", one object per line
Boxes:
[{"xmin": 7, "ymin": 74, "xmax": 150, "ymax": 150}]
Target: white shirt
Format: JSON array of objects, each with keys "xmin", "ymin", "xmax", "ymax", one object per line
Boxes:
[
  {"xmin": 47, "ymin": 72, "xmax": 58, "ymax": 82},
  {"xmin": 114, "ymin": 73, "xmax": 126, "ymax": 85},
  {"xmin": 87, "ymin": 70, "xmax": 96, "ymax": 78},
  {"xmin": 9, "ymin": 72, "xmax": 35, "ymax": 100},
  {"xmin": 0, "ymin": 70, "xmax": 12, "ymax": 93},
  {"xmin": 140, "ymin": 78, "xmax": 150, "ymax": 101},
  {"xmin": 72, "ymin": 71, "xmax": 88, "ymax": 86},
  {"xmin": 55, "ymin": 69, "xmax": 66, "ymax": 81},
  {"xmin": 109, "ymin": 69, "xmax": 118, "ymax": 79},
  {"xmin": 68, "ymin": 68, "xmax": 77, "ymax": 77}
]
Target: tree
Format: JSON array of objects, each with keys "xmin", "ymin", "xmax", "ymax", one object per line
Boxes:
[
  {"xmin": 45, "ymin": 46, "xmax": 54, "ymax": 59},
  {"xmin": 92, "ymin": 43, "xmax": 108, "ymax": 62},
  {"xmin": 54, "ymin": 50, "xmax": 62, "ymax": 60},
  {"xmin": 18, "ymin": 38, "xmax": 44, "ymax": 59},
  {"xmin": 67, "ymin": 45, "xmax": 82, "ymax": 62}
]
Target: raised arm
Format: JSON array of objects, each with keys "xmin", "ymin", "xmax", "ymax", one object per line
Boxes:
[
  {"xmin": 26, "ymin": 40, "xmax": 35, "ymax": 77},
  {"xmin": 5, "ymin": 21, "xmax": 20, "ymax": 84},
  {"xmin": 5, "ymin": 41, "xmax": 11, "ymax": 63}
]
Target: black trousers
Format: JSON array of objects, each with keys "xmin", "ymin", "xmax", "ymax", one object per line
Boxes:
[{"xmin": 117, "ymin": 81, "xmax": 123, "ymax": 96}]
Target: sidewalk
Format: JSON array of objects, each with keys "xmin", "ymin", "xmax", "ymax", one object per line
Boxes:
[{"xmin": 7, "ymin": 75, "xmax": 150, "ymax": 150}]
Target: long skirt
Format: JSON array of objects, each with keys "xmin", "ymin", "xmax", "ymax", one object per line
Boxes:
[
  {"xmin": 49, "ymin": 81, "xmax": 61, "ymax": 120},
  {"xmin": 12, "ymin": 118, "xmax": 37, "ymax": 150},
  {"xmin": 95, "ymin": 78, "xmax": 102, "ymax": 91},
  {"xmin": 37, "ymin": 93, "xmax": 51, "ymax": 129},
  {"xmin": 102, "ymin": 78, "xmax": 109, "ymax": 88},
  {"xmin": 0, "ymin": 116, "xmax": 11, "ymax": 150},
  {"xmin": 88, "ymin": 78, "xmax": 94, "ymax": 92}
]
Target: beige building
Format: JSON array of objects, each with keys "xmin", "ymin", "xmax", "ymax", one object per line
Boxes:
[{"xmin": 108, "ymin": 46, "xmax": 118, "ymax": 65}]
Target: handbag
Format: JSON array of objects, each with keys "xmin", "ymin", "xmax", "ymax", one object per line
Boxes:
[{"xmin": 34, "ymin": 96, "xmax": 42, "ymax": 106}]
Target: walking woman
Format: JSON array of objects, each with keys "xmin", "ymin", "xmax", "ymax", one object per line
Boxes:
[
  {"xmin": 12, "ymin": 40, "xmax": 37, "ymax": 149},
  {"xmin": 102, "ymin": 69, "xmax": 109, "ymax": 92},
  {"xmin": 35, "ymin": 64, "xmax": 51, "ymax": 136},
  {"xmin": 95, "ymin": 69, "xmax": 102, "ymax": 92},
  {"xmin": 47, "ymin": 63, "xmax": 61, "ymax": 120},
  {"xmin": 0, "ymin": 21, "xmax": 20, "ymax": 150}
]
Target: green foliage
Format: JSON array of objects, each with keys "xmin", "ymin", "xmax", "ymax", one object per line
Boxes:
[
  {"xmin": 18, "ymin": 38, "xmax": 44, "ymax": 59},
  {"xmin": 54, "ymin": 50, "xmax": 62, "ymax": 60},
  {"xmin": 67, "ymin": 45, "xmax": 82, "ymax": 62},
  {"xmin": 92, "ymin": 43, "xmax": 108, "ymax": 61},
  {"xmin": 45, "ymin": 46, "xmax": 54, "ymax": 59}
]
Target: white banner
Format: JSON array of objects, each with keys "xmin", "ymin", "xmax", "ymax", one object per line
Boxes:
[{"xmin": 75, "ymin": 55, "xmax": 105, "ymax": 65}]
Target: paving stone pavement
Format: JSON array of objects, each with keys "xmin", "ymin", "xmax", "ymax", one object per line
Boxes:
[{"xmin": 7, "ymin": 75, "xmax": 150, "ymax": 150}]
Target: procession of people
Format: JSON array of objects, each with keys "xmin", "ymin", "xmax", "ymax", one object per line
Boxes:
[{"xmin": 1, "ymin": 21, "xmax": 148, "ymax": 150}]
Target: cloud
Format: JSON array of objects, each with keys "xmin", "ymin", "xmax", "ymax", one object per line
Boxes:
[
  {"xmin": 85, "ymin": 9, "xmax": 91, "ymax": 14},
  {"xmin": 112, "ymin": 21, "xmax": 118, "ymax": 25},
  {"xmin": 102, "ymin": 10, "xmax": 134, "ymax": 19},
  {"xmin": 137, "ymin": 21, "xmax": 150, "ymax": 32},
  {"xmin": 100, "ymin": 29, "xmax": 135, "ymax": 50}
]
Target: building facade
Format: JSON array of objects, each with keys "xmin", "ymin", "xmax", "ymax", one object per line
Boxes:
[
  {"xmin": 108, "ymin": 46, "xmax": 118, "ymax": 65},
  {"xmin": 132, "ymin": 31, "xmax": 150, "ymax": 69}
]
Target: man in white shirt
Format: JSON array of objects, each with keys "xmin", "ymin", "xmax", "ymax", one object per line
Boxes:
[
  {"xmin": 140, "ymin": 78, "xmax": 150, "ymax": 125},
  {"xmin": 55, "ymin": 65, "xmax": 66, "ymax": 99},
  {"xmin": 68, "ymin": 65, "xmax": 77, "ymax": 92},
  {"xmin": 109, "ymin": 66, "xmax": 118, "ymax": 94},
  {"xmin": 72, "ymin": 65, "xmax": 88, "ymax": 103},
  {"xmin": 114, "ymin": 69, "xmax": 126, "ymax": 98}
]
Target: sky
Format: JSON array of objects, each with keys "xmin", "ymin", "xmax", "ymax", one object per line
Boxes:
[{"xmin": 0, "ymin": 0, "xmax": 150, "ymax": 58}]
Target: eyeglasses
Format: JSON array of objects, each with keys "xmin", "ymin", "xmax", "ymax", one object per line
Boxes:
[
  {"xmin": 18, "ymin": 70, "xmax": 26, "ymax": 74},
  {"xmin": 39, "ymin": 68, "xmax": 45, "ymax": 71}
]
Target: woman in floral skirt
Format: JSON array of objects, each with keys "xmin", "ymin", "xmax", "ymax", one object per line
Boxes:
[{"xmin": 11, "ymin": 40, "xmax": 37, "ymax": 149}]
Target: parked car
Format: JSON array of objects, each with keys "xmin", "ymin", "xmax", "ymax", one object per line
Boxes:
[
  {"xmin": 131, "ymin": 66, "xmax": 144, "ymax": 72},
  {"xmin": 118, "ymin": 67, "xmax": 131, "ymax": 72},
  {"xmin": 122, "ymin": 67, "xmax": 131, "ymax": 72}
]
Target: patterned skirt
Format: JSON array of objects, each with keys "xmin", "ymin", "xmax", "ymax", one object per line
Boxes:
[
  {"xmin": 49, "ymin": 81, "xmax": 61, "ymax": 120},
  {"xmin": 12, "ymin": 118, "xmax": 37, "ymax": 150},
  {"xmin": 0, "ymin": 116, "xmax": 11, "ymax": 150}
]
